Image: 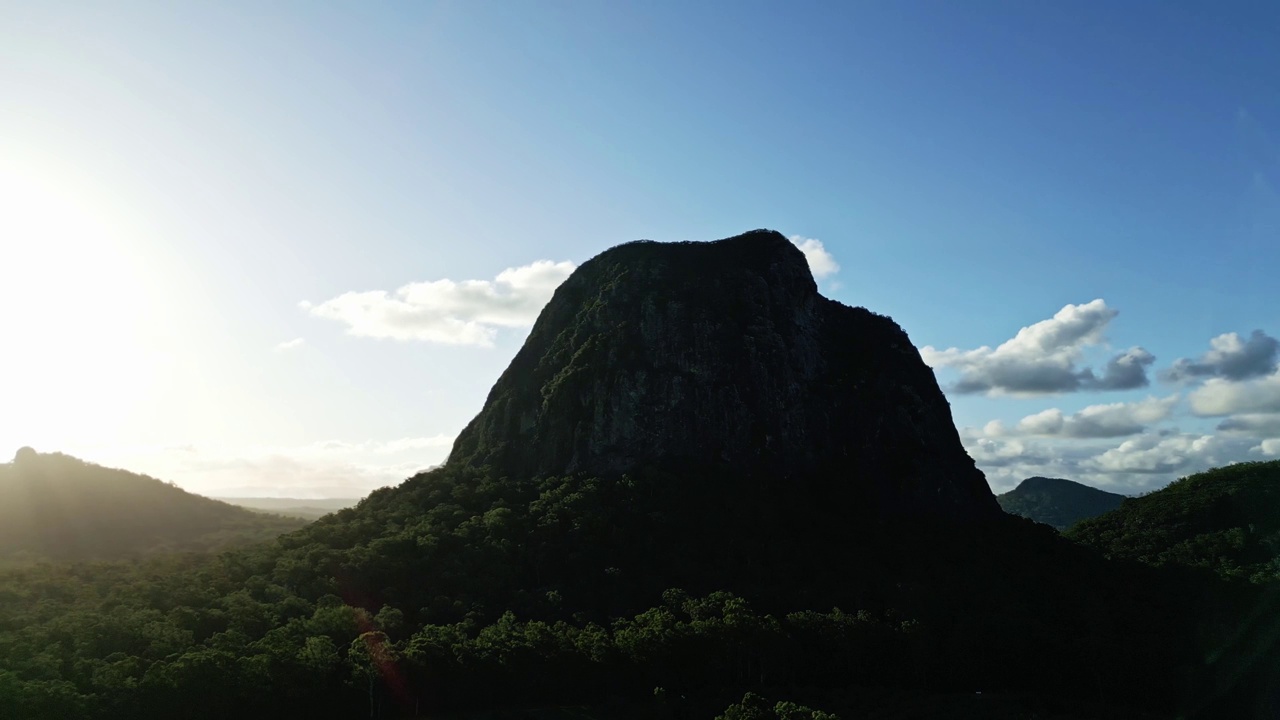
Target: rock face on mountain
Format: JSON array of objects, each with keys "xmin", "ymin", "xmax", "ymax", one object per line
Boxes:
[{"xmin": 448, "ymin": 230, "xmax": 998, "ymax": 519}]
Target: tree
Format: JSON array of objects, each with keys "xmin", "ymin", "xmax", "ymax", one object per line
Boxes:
[
  {"xmin": 297, "ymin": 636, "xmax": 340, "ymax": 675},
  {"xmin": 349, "ymin": 631, "xmax": 398, "ymax": 719},
  {"xmin": 716, "ymin": 692, "xmax": 840, "ymax": 720}
]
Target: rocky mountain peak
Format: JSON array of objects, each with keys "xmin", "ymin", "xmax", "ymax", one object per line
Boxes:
[{"xmin": 447, "ymin": 230, "xmax": 999, "ymax": 519}]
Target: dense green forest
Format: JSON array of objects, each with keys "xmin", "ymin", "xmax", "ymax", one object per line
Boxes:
[
  {"xmin": 0, "ymin": 450, "xmax": 306, "ymax": 562},
  {"xmin": 996, "ymin": 477, "xmax": 1127, "ymax": 531},
  {"xmin": 4, "ymin": 235, "xmax": 1280, "ymax": 718},
  {"xmin": 3, "ymin": 459, "xmax": 1274, "ymax": 719},
  {"xmin": 1068, "ymin": 460, "xmax": 1280, "ymax": 583}
]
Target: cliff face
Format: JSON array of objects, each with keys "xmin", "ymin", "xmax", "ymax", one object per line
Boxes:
[{"xmin": 448, "ymin": 230, "xmax": 999, "ymax": 519}]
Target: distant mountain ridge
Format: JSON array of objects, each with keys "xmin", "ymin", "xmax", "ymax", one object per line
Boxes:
[
  {"xmin": 216, "ymin": 497, "xmax": 360, "ymax": 520},
  {"xmin": 0, "ymin": 448, "xmax": 307, "ymax": 560},
  {"xmin": 997, "ymin": 476, "xmax": 1127, "ymax": 530}
]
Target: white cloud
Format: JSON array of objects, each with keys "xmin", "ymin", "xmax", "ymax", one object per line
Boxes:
[
  {"xmin": 965, "ymin": 436, "xmax": 1051, "ymax": 468},
  {"xmin": 1014, "ymin": 409, "xmax": 1065, "ymax": 435},
  {"xmin": 1218, "ymin": 413, "xmax": 1280, "ymax": 437},
  {"xmin": 981, "ymin": 420, "xmax": 1009, "ymax": 437},
  {"xmin": 304, "ymin": 260, "xmax": 577, "ymax": 347},
  {"xmin": 1252, "ymin": 439, "xmax": 1280, "ymax": 456},
  {"xmin": 921, "ymin": 300, "xmax": 1152, "ymax": 395},
  {"xmin": 958, "ymin": 431, "xmax": 1089, "ymax": 493},
  {"xmin": 1093, "ymin": 347, "xmax": 1157, "ymax": 390},
  {"xmin": 304, "ymin": 236, "xmax": 842, "ymax": 347},
  {"xmin": 789, "ymin": 236, "xmax": 840, "ymax": 278},
  {"xmin": 1188, "ymin": 368, "xmax": 1280, "ymax": 416},
  {"xmin": 1012, "ymin": 395, "xmax": 1178, "ymax": 438},
  {"xmin": 274, "ymin": 337, "xmax": 305, "ymax": 352},
  {"xmin": 1084, "ymin": 433, "xmax": 1224, "ymax": 475},
  {"xmin": 961, "ymin": 416, "xmax": 1258, "ymax": 495},
  {"xmin": 1164, "ymin": 330, "xmax": 1279, "ymax": 382}
]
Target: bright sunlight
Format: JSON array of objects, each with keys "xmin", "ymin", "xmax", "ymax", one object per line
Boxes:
[{"xmin": 0, "ymin": 156, "xmax": 160, "ymax": 453}]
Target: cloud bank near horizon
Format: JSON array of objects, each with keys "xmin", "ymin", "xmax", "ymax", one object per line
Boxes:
[{"xmin": 935, "ymin": 303, "xmax": 1280, "ymax": 493}]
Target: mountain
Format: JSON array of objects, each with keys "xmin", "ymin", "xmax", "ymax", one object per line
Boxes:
[
  {"xmin": 997, "ymin": 476, "xmax": 1127, "ymax": 530},
  {"xmin": 252, "ymin": 231, "xmax": 1198, "ymax": 713},
  {"xmin": 0, "ymin": 232, "xmax": 1258, "ymax": 719},
  {"xmin": 312, "ymin": 230, "xmax": 1010, "ymax": 617},
  {"xmin": 1067, "ymin": 460, "xmax": 1280, "ymax": 583},
  {"xmin": 449, "ymin": 229, "xmax": 998, "ymax": 520},
  {"xmin": 0, "ymin": 448, "xmax": 307, "ymax": 560},
  {"xmin": 215, "ymin": 497, "xmax": 361, "ymax": 520}
]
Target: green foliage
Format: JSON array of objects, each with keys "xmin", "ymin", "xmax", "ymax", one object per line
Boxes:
[
  {"xmin": 715, "ymin": 692, "xmax": 839, "ymax": 720},
  {"xmin": 11, "ymin": 233, "xmax": 1278, "ymax": 718},
  {"xmin": 1068, "ymin": 460, "xmax": 1280, "ymax": 582},
  {"xmin": 0, "ymin": 458, "xmax": 1270, "ymax": 718}
]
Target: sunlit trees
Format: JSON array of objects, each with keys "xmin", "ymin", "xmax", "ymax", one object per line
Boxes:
[{"xmin": 349, "ymin": 631, "xmax": 397, "ymax": 719}]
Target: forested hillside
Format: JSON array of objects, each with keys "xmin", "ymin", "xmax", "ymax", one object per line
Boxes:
[
  {"xmin": 997, "ymin": 477, "xmax": 1127, "ymax": 530},
  {"xmin": 0, "ymin": 449, "xmax": 306, "ymax": 561},
  {"xmin": 2, "ymin": 234, "xmax": 1278, "ymax": 719},
  {"xmin": 1068, "ymin": 460, "xmax": 1280, "ymax": 583},
  {"xmin": 0, "ymin": 461, "xmax": 1250, "ymax": 720}
]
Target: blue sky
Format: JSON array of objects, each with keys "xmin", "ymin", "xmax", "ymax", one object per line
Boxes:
[{"xmin": 2, "ymin": 1, "xmax": 1278, "ymax": 496}]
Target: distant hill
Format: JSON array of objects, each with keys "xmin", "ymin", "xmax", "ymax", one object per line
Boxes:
[
  {"xmin": 997, "ymin": 476, "xmax": 1127, "ymax": 530},
  {"xmin": 0, "ymin": 448, "xmax": 307, "ymax": 561},
  {"xmin": 215, "ymin": 496, "xmax": 360, "ymax": 520},
  {"xmin": 1067, "ymin": 460, "xmax": 1280, "ymax": 583}
]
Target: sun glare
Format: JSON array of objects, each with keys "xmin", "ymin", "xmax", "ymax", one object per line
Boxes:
[{"xmin": 0, "ymin": 162, "xmax": 161, "ymax": 453}]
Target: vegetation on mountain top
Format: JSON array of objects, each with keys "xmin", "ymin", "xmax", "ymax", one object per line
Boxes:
[
  {"xmin": 997, "ymin": 476, "xmax": 1127, "ymax": 530},
  {"xmin": 0, "ymin": 450, "xmax": 307, "ymax": 562},
  {"xmin": 0, "ymin": 458, "xmax": 1249, "ymax": 720},
  {"xmin": 1068, "ymin": 460, "xmax": 1280, "ymax": 583}
]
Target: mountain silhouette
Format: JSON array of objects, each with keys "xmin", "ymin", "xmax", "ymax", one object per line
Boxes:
[
  {"xmin": 997, "ymin": 476, "xmax": 1127, "ymax": 530},
  {"xmin": 0, "ymin": 233, "xmax": 1262, "ymax": 720},
  {"xmin": 449, "ymin": 229, "xmax": 998, "ymax": 520},
  {"xmin": 0, "ymin": 449, "xmax": 306, "ymax": 560}
]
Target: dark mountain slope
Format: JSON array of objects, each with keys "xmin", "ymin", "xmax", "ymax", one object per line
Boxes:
[
  {"xmin": 0, "ymin": 232, "xmax": 1259, "ymax": 719},
  {"xmin": 1068, "ymin": 460, "xmax": 1280, "ymax": 583},
  {"xmin": 998, "ymin": 476, "xmax": 1127, "ymax": 530},
  {"xmin": 449, "ymin": 230, "xmax": 998, "ymax": 520},
  {"xmin": 246, "ymin": 231, "xmax": 1202, "ymax": 712},
  {"xmin": 0, "ymin": 449, "xmax": 306, "ymax": 560}
]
